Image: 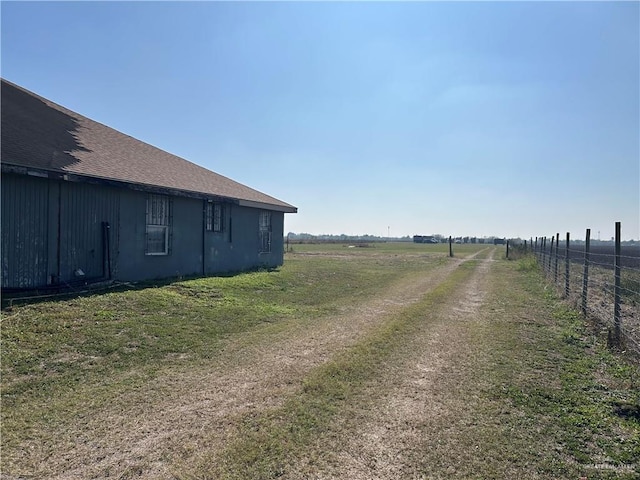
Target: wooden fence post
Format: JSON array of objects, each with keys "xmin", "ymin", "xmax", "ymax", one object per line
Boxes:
[
  {"xmin": 449, "ymin": 236, "xmax": 453, "ymax": 258},
  {"xmin": 565, "ymin": 232, "xmax": 570, "ymax": 298},
  {"xmin": 581, "ymin": 228, "xmax": 591, "ymax": 316},
  {"xmin": 613, "ymin": 221, "xmax": 622, "ymax": 347},
  {"xmin": 506, "ymin": 240, "xmax": 510, "ymax": 259}
]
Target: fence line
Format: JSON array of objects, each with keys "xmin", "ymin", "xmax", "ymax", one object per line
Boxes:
[{"xmin": 517, "ymin": 222, "xmax": 640, "ymax": 357}]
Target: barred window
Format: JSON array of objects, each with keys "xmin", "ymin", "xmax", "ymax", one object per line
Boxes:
[
  {"xmin": 146, "ymin": 194, "xmax": 171, "ymax": 255},
  {"xmin": 205, "ymin": 202, "xmax": 223, "ymax": 232},
  {"xmin": 259, "ymin": 211, "xmax": 271, "ymax": 253}
]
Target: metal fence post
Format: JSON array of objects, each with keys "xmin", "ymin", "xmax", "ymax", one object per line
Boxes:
[
  {"xmin": 554, "ymin": 232, "xmax": 559, "ymax": 284},
  {"xmin": 546, "ymin": 236, "xmax": 549, "ymax": 269},
  {"xmin": 613, "ymin": 221, "xmax": 622, "ymax": 347},
  {"xmin": 449, "ymin": 236, "xmax": 453, "ymax": 258},
  {"xmin": 565, "ymin": 232, "xmax": 570, "ymax": 298},
  {"xmin": 581, "ymin": 228, "xmax": 591, "ymax": 316},
  {"xmin": 549, "ymin": 235, "xmax": 556, "ymax": 275}
]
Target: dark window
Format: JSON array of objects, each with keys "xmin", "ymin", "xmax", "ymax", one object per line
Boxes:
[
  {"xmin": 146, "ymin": 194, "xmax": 170, "ymax": 255},
  {"xmin": 205, "ymin": 202, "xmax": 223, "ymax": 232},
  {"xmin": 259, "ymin": 211, "xmax": 271, "ymax": 253}
]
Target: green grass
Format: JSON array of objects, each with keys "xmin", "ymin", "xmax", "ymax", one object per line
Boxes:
[
  {"xmin": 2, "ymin": 252, "xmax": 434, "ymax": 394},
  {"xmin": 471, "ymin": 257, "xmax": 640, "ymax": 479},
  {"xmin": 288, "ymin": 240, "xmax": 485, "ymax": 257}
]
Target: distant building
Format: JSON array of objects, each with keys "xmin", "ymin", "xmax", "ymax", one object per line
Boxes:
[
  {"xmin": 1, "ymin": 79, "xmax": 297, "ymax": 290},
  {"xmin": 413, "ymin": 235, "xmax": 438, "ymax": 244}
]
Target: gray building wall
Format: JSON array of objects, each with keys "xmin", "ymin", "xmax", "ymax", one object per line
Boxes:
[
  {"xmin": 1, "ymin": 173, "xmax": 287, "ymax": 289},
  {"xmin": 116, "ymin": 192, "xmax": 285, "ymax": 281},
  {"xmin": 58, "ymin": 181, "xmax": 120, "ymax": 282},
  {"xmin": 1, "ymin": 174, "xmax": 49, "ymax": 288},
  {"xmin": 117, "ymin": 191, "xmax": 204, "ymax": 281},
  {"xmin": 203, "ymin": 204, "xmax": 285, "ymax": 275},
  {"xmin": 2, "ymin": 174, "xmax": 120, "ymax": 288}
]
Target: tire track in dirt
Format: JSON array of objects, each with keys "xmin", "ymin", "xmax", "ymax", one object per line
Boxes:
[
  {"xmin": 286, "ymin": 249, "xmax": 496, "ymax": 479},
  {"xmin": 43, "ymin": 250, "xmax": 489, "ymax": 479}
]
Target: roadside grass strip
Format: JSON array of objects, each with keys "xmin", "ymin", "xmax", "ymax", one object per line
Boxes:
[
  {"xmin": 439, "ymin": 256, "xmax": 640, "ymax": 480},
  {"xmin": 184, "ymin": 261, "xmax": 480, "ymax": 479},
  {"xmin": 484, "ymin": 257, "xmax": 640, "ymax": 479}
]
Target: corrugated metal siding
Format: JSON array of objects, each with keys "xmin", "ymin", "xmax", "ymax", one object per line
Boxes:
[
  {"xmin": 1, "ymin": 174, "xmax": 50, "ymax": 288},
  {"xmin": 59, "ymin": 182, "xmax": 119, "ymax": 282}
]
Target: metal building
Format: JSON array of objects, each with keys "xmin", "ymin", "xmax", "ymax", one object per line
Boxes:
[{"xmin": 1, "ymin": 79, "xmax": 297, "ymax": 290}]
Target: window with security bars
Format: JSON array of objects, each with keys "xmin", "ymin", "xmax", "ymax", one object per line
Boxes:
[
  {"xmin": 259, "ymin": 211, "xmax": 272, "ymax": 253},
  {"xmin": 146, "ymin": 194, "xmax": 171, "ymax": 255},
  {"xmin": 205, "ymin": 202, "xmax": 223, "ymax": 232}
]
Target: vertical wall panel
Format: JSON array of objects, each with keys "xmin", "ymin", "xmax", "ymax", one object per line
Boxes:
[
  {"xmin": 1, "ymin": 174, "xmax": 49, "ymax": 288},
  {"xmin": 59, "ymin": 181, "xmax": 120, "ymax": 283}
]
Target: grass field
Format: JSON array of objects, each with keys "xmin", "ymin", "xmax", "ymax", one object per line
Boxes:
[{"xmin": 1, "ymin": 243, "xmax": 638, "ymax": 479}]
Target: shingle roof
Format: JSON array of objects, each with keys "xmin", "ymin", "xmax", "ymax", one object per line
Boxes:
[{"xmin": 1, "ymin": 79, "xmax": 297, "ymax": 213}]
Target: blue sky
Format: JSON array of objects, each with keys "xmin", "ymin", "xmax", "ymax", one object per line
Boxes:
[{"xmin": 2, "ymin": 1, "xmax": 639, "ymax": 240}]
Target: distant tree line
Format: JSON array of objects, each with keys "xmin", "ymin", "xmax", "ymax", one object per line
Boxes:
[
  {"xmin": 415, "ymin": 235, "xmax": 506, "ymax": 245},
  {"xmin": 285, "ymin": 233, "xmax": 411, "ymax": 243},
  {"xmin": 287, "ymin": 232, "xmax": 509, "ymax": 245},
  {"xmin": 286, "ymin": 233, "xmax": 639, "ymax": 246}
]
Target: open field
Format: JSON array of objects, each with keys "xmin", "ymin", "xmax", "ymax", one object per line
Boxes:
[
  {"xmin": 2, "ymin": 243, "xmax": 639, "ymax": 479},
  {"xmin": 565, "ymin": 246, "xmax": 640, "ymax": 270}
]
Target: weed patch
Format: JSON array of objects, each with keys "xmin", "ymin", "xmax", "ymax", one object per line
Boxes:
[{"xmin": 516, "ymin": 254, "xmax": 540, "ymax": 272}]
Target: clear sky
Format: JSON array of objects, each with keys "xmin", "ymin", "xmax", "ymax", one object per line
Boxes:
[{"xmin": 2, "ymin": 1, "xmax": 639, "ymax": 240}]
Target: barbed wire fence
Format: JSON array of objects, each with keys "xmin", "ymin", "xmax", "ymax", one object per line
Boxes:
[{"xmin": 509, "ymin": 222, "xmax": 640, "ymax": 358}]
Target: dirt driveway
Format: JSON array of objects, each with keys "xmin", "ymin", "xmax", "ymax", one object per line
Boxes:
[
  {"xmin": 288, "ymin": 249, "xmax": 497, "ymax": 479},
  {"xmin": 40, "ymin": 250, "xmax": 491, "ymax": 479}
]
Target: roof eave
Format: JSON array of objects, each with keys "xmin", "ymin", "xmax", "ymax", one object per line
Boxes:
[
  {"xmin": 237, "ymin": 199, "xmax": 298, "ymax": 213},
  {"xmin": 1, "ymin": 163, "xmax": 297, "ymax": 212}
]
